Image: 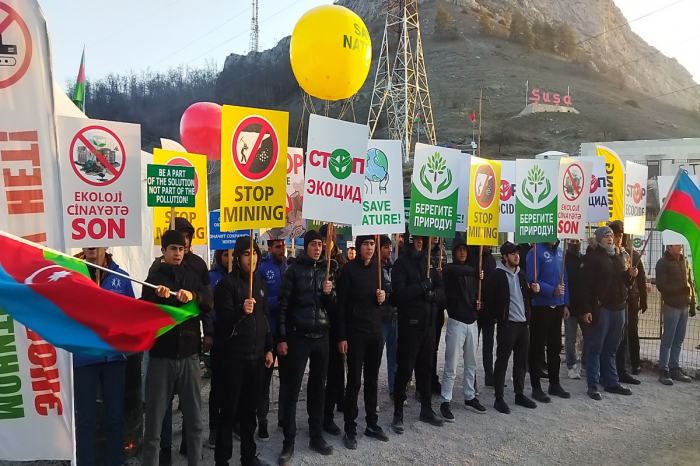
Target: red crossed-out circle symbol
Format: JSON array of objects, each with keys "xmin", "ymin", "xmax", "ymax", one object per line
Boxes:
[
  {"xmin": 166, "ymin": 157, "xmax": 199, "ymax": 197},
  {"xmin": 0, "ymin": 3, "xmax": 32, "ymax": 89},
  {"xmin": 474, "ymin": 163, "xmax": 496, "ymax": 209},
  {"xmin": 632, "ymin": 182, "xmax": 643, "ymax": 204},
  {"xmin": 500, "ymin": 179, "xmax": 512, "ymax": 201},
  {"xmin": 590, "ymin": 174, "xmax": 598, "ymax": 193},
  {"xmin": 562, "ymin": 163, "xmax": 584, "ymax": 202},
  {"xmin": 231, "ymin": 115, "xmax": 279, "ymax": 182},
  {"xmin": 69, "ymin": 125, "xmax": 126, "ymax": 187}
]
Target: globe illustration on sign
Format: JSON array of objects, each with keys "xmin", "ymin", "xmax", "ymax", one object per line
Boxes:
[{"xmin": 365, "ymin": 148, "xmax": 389, "ymax": 194}]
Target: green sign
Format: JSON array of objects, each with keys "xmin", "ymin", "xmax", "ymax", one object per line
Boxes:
[
  {"xmin": 307, "ymin": 219, "xmax": 351, "ymax": 235},
  {"xmin": 515, "ymin": 160, "xmax": 558, "ymax": 243},
  {"xmin": 147, "ymin": 164, "xmax": 196, "ymax": 207}
]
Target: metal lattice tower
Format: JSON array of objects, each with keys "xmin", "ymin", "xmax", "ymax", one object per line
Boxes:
[
  {"xmin": 249, "ymin": 0, "xmax": 259, "ymax": 53},
  {"xmin": 367, "ymin": 0, "xmax": 436, "ymax": 163}
]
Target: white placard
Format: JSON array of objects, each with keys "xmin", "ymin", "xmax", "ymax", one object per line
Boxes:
[
  {"xmin": 302, "ymin": 114, "xmax": 368, "ymax": 225},
  {"xmin": 497, "ymin": 160, "xmax": 516, "ymax": 232},
  {"xmin": 557, "ymin": 157, "xmax": 592, "ymax": 239},
  {"xmin": 455, "ymin": 152, "xmax": 471, "ymax": 232},
  {"xmin": 623, "ymin": 161, "xmax": 648, "ymax": 236},
  {"xmin": 579, "ymin": 155, "xmax": 609, "ymax": 223},
  {"xmin": 57, "ymin": 116, "xmax": 142, "ymax": 247}
]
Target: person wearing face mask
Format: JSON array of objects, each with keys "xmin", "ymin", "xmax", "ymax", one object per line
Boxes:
[
  {"xmin": 563, "ymin": 239, "xmax": 586, "ymax": 380},
  {"xmin": 580, "ymin": 226, "xmax": 638, "ymax": 400}
]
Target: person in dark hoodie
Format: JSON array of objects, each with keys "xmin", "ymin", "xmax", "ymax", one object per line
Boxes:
[
  {"xmin": 213, "ymin": 236, "xmax": 274, "ymax": 466},
  {"xmin": 439, "ymin": 236, "xmax": 485, "ymax": 422},
  {"xmin": 336, "ymin": 235, "xmax": 390, "ymax": 449},
  {"xmin": 564, "ymin": 239, "xmax": 586, "ymax": 380},
  {"xmin": 580, "ymin": 226, "xmax": 637, "ymax": 401},
  {"xmin": 470, "ymin": 244, "xmax": 497, "ymax": 387},
  {"xmin": 379, "ymin": 235, "xmax": 399, "ymax": 398},
  {"xmin": 276, "ymin": 230, "xmax": 337, "ymax": 465},
  {"xmin": 73, "ymin": 247, "xmax": 134, "ymax": 466},
  {"xmin": 429, "ymin": 237, "xmax": 447, "ymax": 395},
  {"xmin": 141, "ymin": 230, "xmax": 213, "ymax": 466},
  {"xmin": 391, "ymin": 228, "xmax": 446, "ymax": 434}
]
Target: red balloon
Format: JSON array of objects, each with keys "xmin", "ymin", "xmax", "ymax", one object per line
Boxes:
[{"xmin": 180, "ymin": 102, "xmax": 222, "ymax": 161}]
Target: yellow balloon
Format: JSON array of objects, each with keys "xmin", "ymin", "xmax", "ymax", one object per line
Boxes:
[{"xmin": 290, "ymin": 5, "xmax": 372, "ymax": 101}]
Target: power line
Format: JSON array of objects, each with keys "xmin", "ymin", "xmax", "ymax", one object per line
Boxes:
[
  {"xmin": 602, "ymin": 34, "xmax": 700, "ymax": 73},
  {"xmin": 638, "ymin": 83, "xmax": 700, "ymax": 102}
]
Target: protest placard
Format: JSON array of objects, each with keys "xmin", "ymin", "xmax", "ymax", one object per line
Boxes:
[
  {"xmin": 557, "ymin": 158, "xmax": 592, "ymax": 239},
  {"xmin": 466, "ymin": 156, "xmax": 501, "ymax": 245},
  {"xmin": 515, "ymin": 159, "xmax": 558, "ymax": 243}
]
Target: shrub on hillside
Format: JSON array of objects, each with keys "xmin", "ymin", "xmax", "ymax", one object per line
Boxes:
[
  {"xmin": 435, "ymin": 4, "xmax": 460, "ymax": 40},
  {"xmin": 478, "ymin": 9, "xmax": 492, "ymax": 35}
]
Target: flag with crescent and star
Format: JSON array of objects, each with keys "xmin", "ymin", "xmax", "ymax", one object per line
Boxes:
[{"xmin": 0, "ymin": 234, "xmax": 199, "ymax": 356}]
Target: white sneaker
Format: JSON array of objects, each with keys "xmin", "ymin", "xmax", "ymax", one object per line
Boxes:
[{"xmin": 568, "ymin": 365, "xmax": 581, "ymax": 380}]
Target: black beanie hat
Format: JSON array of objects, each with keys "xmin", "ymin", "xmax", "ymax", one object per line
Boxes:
[
  {"xmin": 355, "ymin": 235, "xmax": 375, "ymax": 249},
  {"xmin": 304, "ymin": 229, "xmax": 323, "ymax": 250}
]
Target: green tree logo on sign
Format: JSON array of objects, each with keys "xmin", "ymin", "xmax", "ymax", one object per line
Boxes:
[
  {"xmin": 420, "ymin": 152, "xmax": 452, "ymax": 194},
  {"xmin": 522, "ymin": 165, "xmax": 551, "ymax": 205},
  {"xmin": 329, "ymin": 148, "xmax": 353, "ymax": 180}
]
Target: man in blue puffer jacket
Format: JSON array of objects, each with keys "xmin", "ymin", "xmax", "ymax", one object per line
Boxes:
[
  {"xmin": 73, "ymin": 247, "xmax": 134, "ymax": 466},
  {"xmin": 526, "ymin": 242, "xmax": 571, "ymax": 403}
]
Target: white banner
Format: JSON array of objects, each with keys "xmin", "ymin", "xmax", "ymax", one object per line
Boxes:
[
  {"xmin": 579, "ymin": 156, "xmax": 609, "ymax": 224},
  {"xmin": 353, "ymin": 140, "xmax": 404, "ymax": 236},
  {"xmin": 302, "ymin": 114, "xmax": 367, "ymax": 225},
  {"xmin": 57, "ymin": 116, "xmax": 142, "ymax": 248},
  {"xmin": 623, "ymin": 161, "xmax": 648, "ymax": 236},
  {"xmin": 658, "ymin": 175, "xmax": 700, "ymax": 245},
  {"xmin": 0, "ymin": 0, "xmax": 75, "ymax": 462},
  {"xmin": 285, "ymin": 147, "xmax": 306, "ymax": 238},
  {"xmin": 497, "ymin": 160, "xmax": 516, "ymax": 232},
  {"xmin": 455, "ymin": 152, "xmax": 471, "ymax": 232},
  {"xmin": 557, "ymin": 157, "xmax": 592, "ymax": 239}
]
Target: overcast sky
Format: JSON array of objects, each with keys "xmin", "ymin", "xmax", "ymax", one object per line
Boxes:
[{"xmin": 39, "ymin": 0, "xmax": 699, "ymax": 92}]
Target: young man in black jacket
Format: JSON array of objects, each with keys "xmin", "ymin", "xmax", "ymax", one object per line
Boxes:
[
  {"xmin": 564, "ymin": 239, "xmax": 586, "ymax": 380},
  {"xmin": 470, "ymin": 244, "xmax": 498, "ymax": 386},
  {"xmin": 276, "ymin": 230, "xmax": 337, "ymax": 465},
  {"xmin": 580, "ymin": 226, "xmax": 638, "ymax": 400},
  {"xmin": 439, "ymin": 236, "xmax": 485, "ymax": 422},
  {"xmin": 214, "ymin": 236, "xmax": 273, "ymax": 466},
  {"xmin": 336, "ymin": 235, "xmax": 389, "ymax": 449},
  {"xmin": 141, "ymin": 230, "xmax": 213, "ymax": 466},
  {"xmin": 391, "ymin": 229, "xmax": 446, "ymax": 434},
  {"xmin": 484, "ymin": 242, "xmax": 540, "ymax": 415},
  {"xmin": 379, "ymin": 235, "xmax": 399, "ymax": 398}
]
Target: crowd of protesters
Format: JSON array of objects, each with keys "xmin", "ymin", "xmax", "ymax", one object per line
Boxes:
[{"xmin": 72, "ymin": 218, "xmax": 696, "ymax": 466}]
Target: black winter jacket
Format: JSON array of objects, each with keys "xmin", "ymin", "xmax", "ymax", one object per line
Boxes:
[
  {"xmin": 483, "ymin": 263, "xmax": 532, "ymax": 325},
  {"xmin": 381, "ymin": 259, "xmax": 398, "ymax": 323},
  {"xmin": 277, "ymin": 251, "xmax": 337, "ymax": 341},
  {"xmin": 142, "ymin": 261, "xmax": 213, "ymax": 359},
  {"xmin": 392, "ymin": 247, "xmax": 445, "ymax": 330},
  {"xmin": 443, "ymin": 259, "xmax": 479, "ymax": 325},
  {"xmin": 149, "ymin": 252, "xmax": 213, "ymax": 313},
  {"xmin": 626, "ymin": 249, "xmax": 648, "ymax": 312},
  {"xmin": 580, "ymin": 240, "xmax": 635, "ymax": 322},
  {"xmin": 214, "ymin": 270, "xmax": 273, "ymax": 360},
  {"xmin": 564, "ymin": 251, "xmax": 584, "ymax": 317},
  {"xmin": 656, "ymin": 251, "xmax": 696, "ymax": 310},
  {"xmin": 336, "ymin": 257, "xmax": 389, "ymax": 340}
]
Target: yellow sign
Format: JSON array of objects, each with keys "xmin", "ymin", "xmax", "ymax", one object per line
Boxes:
[
  {"xmin": 221, "ymin": 106, "xmax": 288, "ymax": 231},
  {"xmin": 467, "ymin": 157, "xmax": 501, "ymax": 246},
  {"xmin": 153, "ymin": 148, "xmax": 208, "ymax": 245},
  {"xmin": 596, "ymin": 145, "xmax": 625, "ymax": 224}
]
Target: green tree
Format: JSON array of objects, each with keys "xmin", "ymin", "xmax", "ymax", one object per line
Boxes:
[
  {"xmin": 542, "ymin": 22, "xmax": 557, "ymax": 52},
  {"xmin": 509, "ymin": 11, "xmax": 534, "ymax": 49},
  {"xmin": 556, "ymin": 22, "xmax": 577, "ymax": 58},
  {"xmin": 532, "ymin": 20, "xmax": 545, "ymax": 49},
  {"xmin": 434, "ymin": 4, "xmax": 459, "ymax": 40},
  {"xmin": 478, "ymin": 9, "xmax": 492, "ymax": 35}
]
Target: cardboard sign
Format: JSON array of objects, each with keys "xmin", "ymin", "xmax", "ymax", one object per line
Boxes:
[
  {"xmin": 146, "ymin": 164, "xmax": 195, "ymax": 207},
  {"xmin": 623, "ymin": 161, "xmax": 648, "ymax": 236},
  {"xmin": 455, "ymin": 152, "xmax": 471, "ymax": 232},
  {"xmin": 497, "ymin": 160, "xmax": 516, "ymax": 233},
  {"xmin": 303, "ymin": 114, "xmax": 368, "ymax": 225},
  {"xmin": 466, "ymin": 156, "xmax": 501, "ymax": 245},
  {"xmin": 220, "ymin": 105, "xmax": 288, "ymax": 231},
  {"xmin": 515, "ymin": 159, "xmax": 558, "ymax": 243},
  {"xmin": 557, "ymin": 158, "xmax": 592, "ymax": 239},
  {"xmin": 579, "ymin": 155, "xmax": 609, "ymax": 224},
  {"xmin": 209, "ymin": 210, "xmax": 248, "ymax": 250},
  {"xmin": 284, "ymin": 147, "xmax": 306, "ymax": 238},
  {"xmin": 409, "ymin": 143, "xmax": 461, "ymax": 237},
  {"xmin": 597, "ymin": 145, "xmax": 625, "ymax": 224},
  {"xmin": 57, "ymin": 116, "xmax": 141, "ymax": 247},
  {"xmin": 152, "ymin": 149, "xmax": 208, "ymax": 246},
  {"xmin": 353, "ymin": 140, "xmax": 404, "ymax": 235}
]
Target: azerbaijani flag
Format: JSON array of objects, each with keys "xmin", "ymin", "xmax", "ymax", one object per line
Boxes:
[
  {"xmin": 72, "ymin": 47, "xmax": 85, "ymax": 112},
  {"xmin": 0, "ymin": 233, "xmax": 199, "ymax": 356},
  {"xmin": 656, "ymin": 170, "xmax": 700, "ymax": 291}
]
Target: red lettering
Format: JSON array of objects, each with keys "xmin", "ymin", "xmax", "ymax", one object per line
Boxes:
[
  {"xmin": 35, "ymin": 394, "xmax": 63, "ymax": 416},
  {"xmin": 0, "ymin": 143, "xmax": 40, "ymax": 165},
  {"xmin": 542, "ymin": 92, "xmax": 551, "ymax": 103},
  {"xmin": 529, "ymin": 89, "xmax": 540, "ymax": 103},
  {"xmin": 563, "ymin": 94, "xmax": 572, "ymax": 106},
  {"xmin": 3, "ymin": 166, "xmax": 42, "ymax": 187},
  {"xmin": 553, "ymin": 94, "xmax": 560, "ymax": 105},
  {"xmin": 6, "ymin": 189, "xmax": 44, "ymax": 214},
  {"xmin": 29, "ymin": 366, "xmax": 60, "ymax": 393},
  {"xmin": 28, "ymin": 343, "xmax": 57, "ymax": 368}
]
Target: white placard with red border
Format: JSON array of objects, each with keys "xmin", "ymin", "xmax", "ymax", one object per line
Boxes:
[
  {"xmin": 557, "ymin": 157, "xmax": 591, "ymax": 239},
  {"xmin": 57, "ymin": 116, "xmax": 142, "ymax": 247},
  {"xmin": 578, "ymin": 156, "xmax": 609, "ymax": 224},
  {"xmin": 496, "ymin": 160, "xmax": 516, "ymax": 233},
  {"xmin": 623, "ymin": 161, "xmax": 648, "ymax": 236}
]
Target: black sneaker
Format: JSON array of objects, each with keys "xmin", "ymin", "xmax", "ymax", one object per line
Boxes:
[
  {"xmin": 159, "ymin": 448, "xmax": 172, "ymax": 466},
  {"xmin": 257, "ymin": 422, "xmax": 270, "ymax": 442},
  {"xmin": 365, "ymin": 424, "xmax": 389, "ymax": 442},
  {"xmin": 632, "ymin": 366, "xmax": 642, "ymax": 375},
  {"xmin": 323, "ymin": 419, "xmax": 341, "ymax": 436},
  {"xmin": 588, "ymin": 386, "xmax": 602, "ymax": 400},
  {"xmin": 604, "ymin": 384, "xmax": 632, "ymax": 396},
  {"xmin": 464, "ymin": 398, "xmax": 487, "ymax": 414},
  {"xmin": 309, "ymin": 437, "xmax": 333, "ymax": 456},
  {"xmin": 619, "ymin": 373, "xmax": 641, "ymax": 385},
  {"xmin": 494, "ymin": 398, "xmax": 510, "ymax": 414},
  {"xmin": 659, "ymin": 370, "xmax": 674, "ymax": 385},
  {"xmin": 548, "ymin": 384, "xmax": 571, "ymax": 399},
  {"xmin": 515, "ymin": 394, "xmax": 537, "ymax": 409},
  {"xmin": 419, "ymin": 407, "xmax": 445, "ymax": 426},
  {"xmin": 440, "ymin": 402, "xmax": 455, "ymax": 422},
  {"xmin": 531, "ymin": 388, "xmax": 551, "ymax": 403},
  {"xmin": 342, "ymin": 433, "xmax": 357, "ymax": 450},
  {"xmin": 391, "ymin": 414, "xmax": 404, "ymax": 434},
  {"xmin": 278, "ymin": 445, "xmax": 294, "ymax": 466}
]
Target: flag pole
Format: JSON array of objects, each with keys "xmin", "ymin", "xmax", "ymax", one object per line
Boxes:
[
  {"xmin": 560, "ymin": 239, "xmax": 567, "ymax": 285},
  {"xmin": 376, "ymin": 235, "xmax": 381, "ymax": 291},
  {"xmin": 325, "ymin": 223, "xmax": 334, "ymax": 282},
  {"xmin": 426, "ymin": 237, "xmax": 432, "ymax": 278},
  {"xmin": 533, "ymin": 243, "xmax": 538, "ymax": 283},
  {"xmin": 249, "ymin": 229, "xmax": 254, "ymax": 299},
  {"xmin": 478, "ymin": 245, "xmax": 483, "ymax": 302}
]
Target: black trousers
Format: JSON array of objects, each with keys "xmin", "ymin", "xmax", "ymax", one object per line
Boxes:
[
  {"xmin": 529, "ymin": 306, "xmax": 564, "ymax": 389},
  {"xmin": 282, "ymin": 332, "xmax": 329, "ymax": 447},
  {"xmin": 344, "ymin": 331, "xmax": 382, "ymax": 435},
  {"xmin": 393, "ymin": 325, "xmax": 436, "ymax": 414},
  {"xmin": 215, "ymin": 357, "xmax": 264, "ymax": 466},
  {"xmin": 478, "ymin": 313, "xmax": 496, "ymax": 381},
  {"xmin": 494, "ymin": 322, "xmax": 529, "ymax": 400},
  {"xmin": 258, "ymin": 336, "xmax": 286, "ymax": 427},
  {"xmin": 324, "ymin": 335, "xmax": 345, "ymax": 422},
  {"xmin": 209, "ymin": 346, "xmax": 223, "ymax": 433},
  {"xmin": 432, "ymin": 309, "xmax": 445, "ymax": 386},
  {"xmin": 617, "ymin": 302, "xmax": 641, "ymax": 373}
]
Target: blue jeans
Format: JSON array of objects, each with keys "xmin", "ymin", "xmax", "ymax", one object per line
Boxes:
[
  {"xmin": 382, "ymin": 321, "xmax": 398, "ymax": 393},
  {"xmin": 74, "ymin": 360, "xmax": 126, "ymax": 466},
  {"xmin": 659, "ymin": 305, "xmax": 689, "ymax": 371},
  {"xmin": 585, "ymin": 307, "xmax": 625, "ymax": 388}
]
